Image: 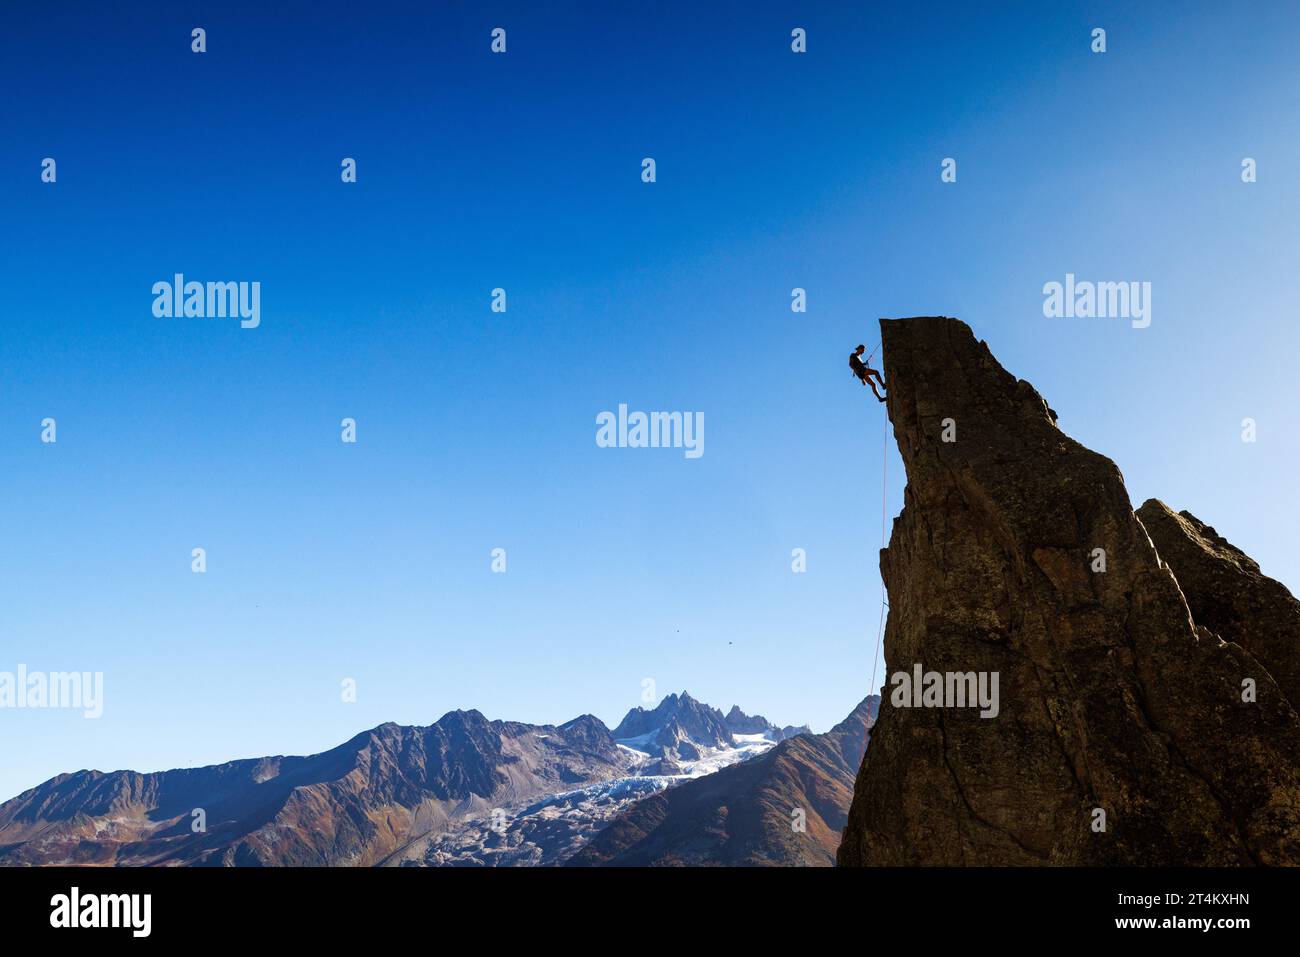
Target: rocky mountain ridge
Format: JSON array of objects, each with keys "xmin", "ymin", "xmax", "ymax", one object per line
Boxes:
[{"xmin": 0, "ymin": 691, "xmax": 814, "ymax": 867}]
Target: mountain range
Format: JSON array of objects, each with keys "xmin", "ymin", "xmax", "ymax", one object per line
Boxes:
[{"xmin": 0, "ymin": 690, "xmax": 868, "ymax": 867}]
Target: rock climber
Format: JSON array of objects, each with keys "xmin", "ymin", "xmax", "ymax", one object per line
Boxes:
[{"xmin": 850, "ymin": 344, "xmax": 886, "ymax": 402}]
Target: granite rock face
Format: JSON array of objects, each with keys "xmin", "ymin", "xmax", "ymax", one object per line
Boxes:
[
  {"xmin": 838, "ymin": 317, "xmax": 1300, "ymax": 866},
  {"xmin": 1137, "ymin": 499, "xmax": 1300, "ymax": 710}
]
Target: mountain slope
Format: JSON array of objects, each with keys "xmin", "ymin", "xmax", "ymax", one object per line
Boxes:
[
  {"xmin": 838, "ymin": 316, "xmax": 1300, "ymax": 866},
  {"xmin": 568, "ymin": 696, "xmax": 877, "ymax": 866},
  {"xmin": 0, "ymin": 710, "xmax": 633, "ymax": 866}
]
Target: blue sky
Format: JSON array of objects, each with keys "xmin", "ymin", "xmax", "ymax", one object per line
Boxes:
[{"xmin": 2, "ymin": 1, "xmax": 1299, "ymax": 801}]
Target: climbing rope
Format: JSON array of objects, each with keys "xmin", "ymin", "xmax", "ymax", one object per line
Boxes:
[{"xmin": 867, "ymin": 400, "xmax": 889, "ymax": 697}]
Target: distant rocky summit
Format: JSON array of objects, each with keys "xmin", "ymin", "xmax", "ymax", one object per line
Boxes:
[
  {"xmin": 607, "ymin": 690, "xmax": 806, "ymax": 772},
  {"xmin": 724, "ymin": 705, "xmax": 811, "ymax": 742},
  {"xmin": 611, "ymin": 691, "xmax": 735, "ymax": 753},
  {"xmin": 838, "ymin": 316, "xmax": 1300, "ymax": 866}
]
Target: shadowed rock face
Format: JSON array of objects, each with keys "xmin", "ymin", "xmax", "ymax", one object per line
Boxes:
[
  {"xmin": 1137, "ymin": 500, "xmax": 1300, "ymax": 710},
  {"xmin": 838, "ymin": 316, "xmax": 1300, "ymax": 867}
]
